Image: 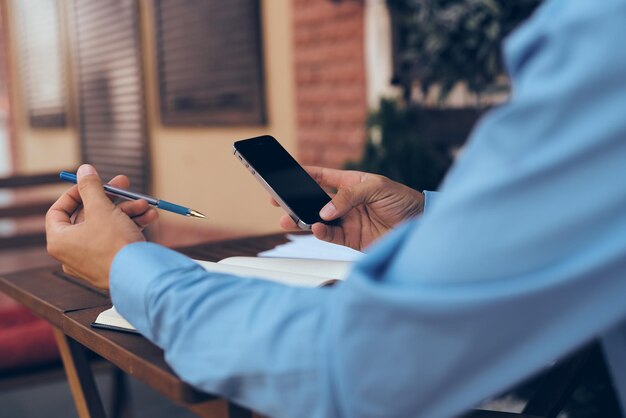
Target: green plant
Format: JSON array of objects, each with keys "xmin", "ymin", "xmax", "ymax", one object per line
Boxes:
[
  {"xmin": 388, "ymin": 0, "xmax": 541, "ymax": 98},
  {"xmin": 348, "ymin": 1, "xmax": 542, "ymax": 190},
  {"xmin": 347, "ymin": 99, "xmax": 452, "ymax": 191}
]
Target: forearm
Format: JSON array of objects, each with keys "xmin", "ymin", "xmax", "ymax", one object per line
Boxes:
[{"xmin": 110, "ymin": 243, "xmax": 336, "ymax": 417}]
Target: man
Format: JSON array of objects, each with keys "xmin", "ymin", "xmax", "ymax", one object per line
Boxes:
[{"xmin": 46, "ymin": 0, "xmax": 626, "ymax": 417}]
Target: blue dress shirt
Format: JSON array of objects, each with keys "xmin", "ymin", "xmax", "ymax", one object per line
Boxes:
[{"xmin": 110, "ymin": 1, "xmax": 626, "ymax": 416}]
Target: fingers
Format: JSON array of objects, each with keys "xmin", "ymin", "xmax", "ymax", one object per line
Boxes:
[
  {"xmin": 278, "ymin": 214, "xmax": 299, "ymax": 231},
  {"xmin": 118, "ymin": 200, "xmax": 158, "ymax": 228},
  {"xmin": 76, "ymin": 164, "xmax": 115, "ymax": 215},
  {"xmin": 46, "ymin": 167, "xmax": 125, "ymax": 246},
  {"xmin": 132, "ymin": 208, "xmax": 158, "ymax": 229},
  {"xmin": 280, "ymin": 214, "xmax": 349, "ymax": 247},
  {"xmin": 311, "ymin": 222, "xmax": 330, "ymax": 241},
  {"xmin": 62, "ymin": 264, "xmax": 83, "ymax": 280},
  {"xmin": 311, "ymin": 222, "xmax": 347, "ymax": 247},
  {"xmin": 46, "ymin": 184, "xmax": 82, "ymax": 231},
  {"xmin": 269, "ymin": 197, "xmax": 280, "ymax": 207},
  {"xmin": 319, "ymin": 178, "xmax": 381, "ymax": 221},
  {"xmin": 118, "ymin": 199, "xmax": 150, "ymax": 218}
]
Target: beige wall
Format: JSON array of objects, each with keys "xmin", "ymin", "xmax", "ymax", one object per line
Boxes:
[
  {"xmin": 140, "ymin": 0, "xmax": 296, "ymax": 235},
  {"xmin": 7, "ymin": 0, "xmax": 296, "ymax": 235},
  {"xmin": 5, "ymin": 0, "xmax": 80, "ymax": 174}
]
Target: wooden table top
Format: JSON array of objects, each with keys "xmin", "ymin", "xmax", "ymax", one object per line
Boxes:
[
  {"xmin": 0, "ymin": 268, "xmax": 110, "ymax": 328},
  {"xmin": 0, "ymin": 232, "xmax": 292, "ymax": 405}
]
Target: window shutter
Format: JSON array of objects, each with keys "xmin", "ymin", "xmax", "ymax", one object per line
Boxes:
[
  {"xmin": 72, "ymin": 0, "xmax": 150, "ymax": 192},
  {"xmin": 13, "ymin": 0, "xmax": 67, "ymax": 127},
  {"xmin": 154, "ymin": 0, "xmax": 266, "ymax": 126},
  {"xmin": 0, "ymin": 3, "xmax": 12, "ymax": 175}
]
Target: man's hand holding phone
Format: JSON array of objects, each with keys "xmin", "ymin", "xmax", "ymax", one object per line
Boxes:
[
  {"xmin": 274, "ymin": 167, "xmax": 425, "ymax": 251},
  {"xmin": 233, "ymin": 135, "xmax": 424, "ymax": 251}
]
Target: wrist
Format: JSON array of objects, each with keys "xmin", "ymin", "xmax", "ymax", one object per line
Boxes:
[{"xmin": 103, "ymin": 237, "xmax": 145, "ymax": 288}]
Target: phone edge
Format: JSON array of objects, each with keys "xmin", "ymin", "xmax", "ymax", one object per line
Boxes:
[{"xmin": 232, "ymin": 146, "xmax": 313, "ymax": 231}]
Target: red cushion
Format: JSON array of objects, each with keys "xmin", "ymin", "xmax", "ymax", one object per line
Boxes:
[
  {"xmin": 0, "ymin": 305, "xmax": 59, "ymax": 371},
  {"xmin": 0, "ymin": 304, "xmax": 39, "ymax": 328},
  {"xmin": 0, "ymin": 292, "xmax": 19, "ymax": 310}
]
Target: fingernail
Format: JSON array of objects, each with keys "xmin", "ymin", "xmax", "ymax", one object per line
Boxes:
[
  {"xmin": 320, "ymin": 202, "xmax": 336, "ymax": 219},
  {"xmin": 77, "ymin": 164, "xmax": 97, "ymax": 179}
]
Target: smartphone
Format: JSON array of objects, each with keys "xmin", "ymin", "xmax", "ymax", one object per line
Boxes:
[{"xmin": 233, "ymin": 135, "xmax": 333, "ymax": 230}]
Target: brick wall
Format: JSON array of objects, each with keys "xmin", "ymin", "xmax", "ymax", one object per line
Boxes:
[{"xmin": 293, "ymin": 0, "xmax": 367, "ymax": 168}]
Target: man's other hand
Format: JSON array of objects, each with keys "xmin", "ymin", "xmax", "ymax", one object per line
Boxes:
[
  {"xmin": 46, "ymin": 164, "xmax": 158, "ymax": 289},
  {"xmin": 272, "ymin": 167, "xmax": 424, "ymax": 251}
]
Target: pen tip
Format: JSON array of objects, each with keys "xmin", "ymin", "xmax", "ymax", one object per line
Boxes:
[{"xmin": 189, "ymin": 209, "xmax": 207, "ymax": 219}]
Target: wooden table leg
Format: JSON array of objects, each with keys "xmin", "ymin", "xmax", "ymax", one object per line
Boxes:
[
  {"xmin": 187, "ymin": 399, "xmax": 227, "ymax": 417},
  {"xmin": 187, "ymin": 399, "xmax": 261, "ymax": 418},
  {"xmin": 54, "ymin": 327, "xmax": 107, "ymax": 418}
]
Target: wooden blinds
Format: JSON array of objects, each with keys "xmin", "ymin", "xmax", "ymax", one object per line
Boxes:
[
  {"xmin": 72, "ymin": 0, "xmax": 150, "ymax": 192},
  {"xmin": 13, "ymin": 0, "xmax": 67, "ymax": 127},
  {"xmin": 0, "ymin": 3, "xmax": 12, "ymax": 175},
  {"xmin": 154, "ymin": 0, "xmax": 266, "ymax": 126}
]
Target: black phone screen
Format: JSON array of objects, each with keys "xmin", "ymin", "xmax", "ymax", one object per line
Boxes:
[{"xmin": 234, "ymin": 135, "xmax": 332, "ymax": 225}]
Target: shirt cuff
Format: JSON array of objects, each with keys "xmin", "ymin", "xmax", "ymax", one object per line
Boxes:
[
  {"xmin": 109, "ymin": 242, "xmax": 203, "ymax": 338},
  {"xmin": 422, "ymin": 190, "xmax": 438, "ymax": 214}
]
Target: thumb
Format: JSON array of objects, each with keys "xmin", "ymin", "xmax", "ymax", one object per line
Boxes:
[
  {"xmin": 319, "ymin": 181, "xmax": 373, "ymax": 220},
  {"xmin": 76, "ymin": 164, "xmax": 114, "ymax": 214}
]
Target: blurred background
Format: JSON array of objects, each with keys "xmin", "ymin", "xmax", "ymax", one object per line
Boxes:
[{"xmin": 0, "ymin": 0, "xmax": 539, "ymax": 250}]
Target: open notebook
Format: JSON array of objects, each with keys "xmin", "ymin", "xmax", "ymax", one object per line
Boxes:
[{"xmin": 92, "ymin": 256, "xmax": 354, "ymax": 333}]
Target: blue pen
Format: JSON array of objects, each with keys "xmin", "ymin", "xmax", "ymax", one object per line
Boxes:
[{"xmin": 59, "ymin": 171, "xmax": 206, "ymax": 219}]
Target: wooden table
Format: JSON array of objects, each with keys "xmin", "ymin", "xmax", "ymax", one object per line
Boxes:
[{"xmin": 0, "ymin": 233, "xmax": 290, "ymax": 418}]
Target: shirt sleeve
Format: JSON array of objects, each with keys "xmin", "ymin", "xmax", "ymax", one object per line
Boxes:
[{"xmin": 111, "ymin": 2, "xmax": 626, "ymax": 417}]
